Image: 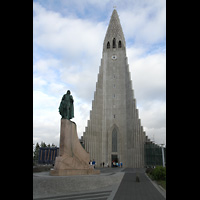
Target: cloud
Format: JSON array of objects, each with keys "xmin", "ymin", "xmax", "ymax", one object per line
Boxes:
[
  {"xmin": 33, "ymin": 1, "xmax": 166, "ymax": 146},
  {"xmin": 128, "ymin": 48, "xmax": 166, "ymax": 104},
  {"xmin": 33, "ymin": 58, "xmax": 61, "ymax": 86},
  {"xmin": 33, "ymin": 76, "xmax": 47, "ymax": 89},
  {"xmin": 34, "ymin": 91, "xmax": 53, "ymax": 108},
  {"xmin": 144, "ymin": 127, "xmax": 166, "ymax": 145},
  {"xmin": 33, "ymin": 2, "xmax": 106, "ymax": 61},
  {"xmin": 33, "ymin": 90, "xmax": 61, "ymax": 145},
  {"xmin": 139, "ymin": 100, "xmax": 166, "ymax": 129},
  {"xmin": 127, "ymin": 45, "xmax": 166, "ymax": 146},
  {"xmin": 73, "ymin": 96, "xmax": 92, "ymax": 137},
  {"xmin": 33, "ymin": 1, "xmax": 106, "ymax": 102},
  {"xmin": 120, "ymin": 0, "xmax": 166, "ymax": 45}
]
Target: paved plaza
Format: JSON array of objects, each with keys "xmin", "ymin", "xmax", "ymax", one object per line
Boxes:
[
  {"xmin": 114, "ymin": 168, "xmax": 165, "ymax": 200},
  {"xmin": 33, "ymin": 167, "xmax": 165, "ymax": 200}
]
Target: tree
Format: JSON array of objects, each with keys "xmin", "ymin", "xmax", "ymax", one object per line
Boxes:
[
  {"xmin": 33, "ymin": 142, "xmax": 40, "ymax": 165},
  {"xmin": 40, "ymin": 141, "xmax": 47, "ymax": 147},
  {"xmin": 51, "ymin": 143, "xmax": 56, "ymax": 147}
]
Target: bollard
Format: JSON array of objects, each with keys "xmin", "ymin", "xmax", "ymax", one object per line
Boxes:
[{"xmin": 136, "ymin": 174, "xmax": 140, "ymax": 182}]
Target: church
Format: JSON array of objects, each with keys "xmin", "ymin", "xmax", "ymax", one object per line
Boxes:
[{"xmin": 83, "ymin": 9, "xmax": 151, "ymax": 168}]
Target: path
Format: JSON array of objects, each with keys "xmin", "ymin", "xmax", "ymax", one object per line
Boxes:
[
  {"xmin": 33, "ymin": 168, "xmax": 166, "ymax": 199},
  {"xmin": 113, "ymin": 168, "xmax": 165, "ymax": 200},
  {"xmin": 34, "ymin": 190, "xmax": 112, "ymax": 200},
  {"xmin": 33, "ymin": 168, "xmax": 124, "ymax": 199}
]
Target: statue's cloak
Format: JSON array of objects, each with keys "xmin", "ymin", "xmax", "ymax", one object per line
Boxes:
[{"xmin": 59, "ymin": 94, "xmax": 74, "ymax": 119}]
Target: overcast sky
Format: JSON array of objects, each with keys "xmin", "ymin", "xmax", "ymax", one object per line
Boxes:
[{"xmin": 33, "ymin": 0, "xmax": 166, "ymax": 147}]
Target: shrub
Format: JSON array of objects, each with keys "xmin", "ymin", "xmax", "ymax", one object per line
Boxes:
[
  {"xmin": 146, "ymin": 167, "xmax": 153, "ymax": 175},
  {"xmin": 151, "ymin": 166, "xmax": 166, "ymax": 180}
]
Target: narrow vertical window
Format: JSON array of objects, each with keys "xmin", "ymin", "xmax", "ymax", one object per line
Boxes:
[
  {"xmin": 113, "ymin": 38, "xmax": 116, "ymax": 48},
  {"xmin": 112, "ymin": 128, "xmax": 117, "ymax": 152},
  {"xmin": 118, "ymin": 40, "xmax": 122, "ymax": 48},
  {"xmin": 107, "ymin": 41, "xmax": 110, "ymax": 49}
]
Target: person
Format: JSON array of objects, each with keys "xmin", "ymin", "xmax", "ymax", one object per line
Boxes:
[
  {"xmin": 92, "ymin": 160, "xmax": 95, "ymax": 168},
  {"xmin": 103, "ymin": 162, "xmax": 104, "ymax": 168},
  {"xmin": 59, "ymin": 90, "xmax": 74, "ymax": 120},
  {"xmin": 112, "ymin": 160, "xmax": 115, "ymax": 167},
  {"xmin": 120, "ymin": 162, "xmax": 123, "ymax": 168}
]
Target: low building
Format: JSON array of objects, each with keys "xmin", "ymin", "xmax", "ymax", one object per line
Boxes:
[
  {"xmin": 38, "ymin": 147, "xmax": 59, "ymax": 165},
  {"xmin": 144, "ymin": 141, "xmax": 166, "ymax": 167}
]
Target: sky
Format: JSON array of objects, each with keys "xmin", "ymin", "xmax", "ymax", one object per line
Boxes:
[{"xmin": 33, "ymin": 0, "xmax": 166, "ymax": 148}]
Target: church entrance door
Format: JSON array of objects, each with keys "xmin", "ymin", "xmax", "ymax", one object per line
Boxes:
[{"xmin": 111, "ymin": 154, "xmax": 118, "ymax": 167}]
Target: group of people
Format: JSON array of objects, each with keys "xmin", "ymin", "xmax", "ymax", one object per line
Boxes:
[
  {"xmin": 89, "ymin": 160, "xmax": 123, "ymax": 168},
  {"xmin": 89, "ymin": 160, "xmax": 96, "ymax": 168},
  {"xmin": 102, "ymin": 161, "xmax": 123, "ymax": 167},
  {"xmin": 112, "ymin": 161, "xmax": 123, "ymax": 167},
  {"xmin": 102, "ymin": 162, "xmax": 109, "ymax": 167}
]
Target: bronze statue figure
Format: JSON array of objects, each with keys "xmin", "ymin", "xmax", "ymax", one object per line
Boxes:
[{"xmin": 59, "ymin": 90, "xmax": 74, "ymax": 120}]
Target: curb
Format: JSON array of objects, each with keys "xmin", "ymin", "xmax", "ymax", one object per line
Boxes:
[{"xmin": 145, "ymin": 173, "xmax": 166, "ymax": 199}]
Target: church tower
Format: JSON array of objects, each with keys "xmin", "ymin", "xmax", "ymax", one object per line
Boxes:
[{"xmin": 83, "ymin": 9, "xmax": 148, "ymax": 168}]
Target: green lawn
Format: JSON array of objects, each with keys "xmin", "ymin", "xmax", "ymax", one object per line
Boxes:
[
  {"xmin": 147, "ymin": 173, "xmax": 166, "ymax": 190},
  {"xmin": 156, "ymin": 180, "xmax": 166, "ymax": 190}
]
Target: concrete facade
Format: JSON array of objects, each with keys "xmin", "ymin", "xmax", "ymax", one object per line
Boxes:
[{"xmin": 83, "ymin": 9, "xmax": 149, "ymax": 168}]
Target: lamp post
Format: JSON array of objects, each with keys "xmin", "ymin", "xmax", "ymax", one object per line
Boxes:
[{"xmin": 160, "ymin": 144, "xmax": 165, "ymax": 167}]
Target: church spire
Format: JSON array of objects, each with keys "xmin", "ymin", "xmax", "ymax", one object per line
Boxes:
[
  {"xmin": 83, "ymin": 8, "xmax": 147, "ymax": 168},
  {"xmin": 103, "ymin": 9, "xmax": 126, "ymax": 51}
]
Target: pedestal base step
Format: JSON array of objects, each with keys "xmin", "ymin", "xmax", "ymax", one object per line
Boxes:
[{"xmin": 49, "ymin": 168, "xmax": 100, "ymax": 176}]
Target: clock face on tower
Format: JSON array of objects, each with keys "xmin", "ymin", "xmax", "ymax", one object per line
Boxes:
[{"xmin": 111, "ymin": 55, "xmax": 117, "ymax": 60}]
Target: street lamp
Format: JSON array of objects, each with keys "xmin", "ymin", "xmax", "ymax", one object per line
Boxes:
[{"xmin": 160, "ymin": 143, "xmax": 165, "ymax": 167}]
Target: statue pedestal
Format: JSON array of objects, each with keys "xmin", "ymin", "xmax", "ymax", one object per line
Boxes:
[
  {"xmin": 50, "ymin": 168, "xmax": 99, "ymax": 176},
  {"xmin": 50, "ymin": 119, "xmax": 100, "ymax": 176}
]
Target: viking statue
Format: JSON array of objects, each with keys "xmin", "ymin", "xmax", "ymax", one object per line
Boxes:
[{"xmin": 59, "ymin": 90, "xmax": 74, "ymax": 120}]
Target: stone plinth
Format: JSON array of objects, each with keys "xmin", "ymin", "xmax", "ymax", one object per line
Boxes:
[
  {"xmin": 50, "ymin": 119, "xmax": 100, "ymax": 176},
  {"xmin": 50, "ymin": 168, "xmax": 99, "ymax": 176}
]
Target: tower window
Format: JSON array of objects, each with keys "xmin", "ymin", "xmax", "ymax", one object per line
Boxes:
[
  {"xmin": 112, "ymin": 128, "xmax": 117, "ymax": 152},
  {"xmin": 107, "ymin": 41, "xmax": 110, "ymax": 49},
  {"xmin": 113, "ymin": 38, "xmax": 116, "ymax": 48},
  {"xmin": 118, "ymin": 40, "xmax": 122, "ymax": 48}
]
